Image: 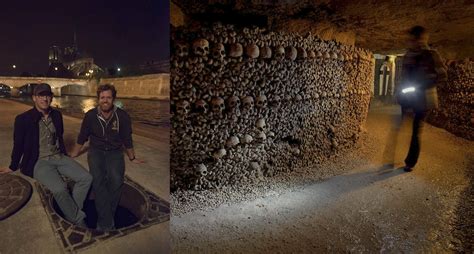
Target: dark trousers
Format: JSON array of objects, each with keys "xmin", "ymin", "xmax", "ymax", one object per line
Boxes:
[
  {"xmin": 88, "ymin": 148, "xmax": 125, "ymax": 230},
  {"xmin": 402, "ymin": 107, "xmax": 426, "ymax": 167}
]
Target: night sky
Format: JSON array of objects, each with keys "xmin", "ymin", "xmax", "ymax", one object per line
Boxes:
[{"xmin": 0, "ymin": 0, "xmax": 169, "ymax": 76}]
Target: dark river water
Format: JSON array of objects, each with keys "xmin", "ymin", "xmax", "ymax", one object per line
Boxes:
[{"xmin": 10, "ymin": 95, "xmax": 170, "ymax": 127}]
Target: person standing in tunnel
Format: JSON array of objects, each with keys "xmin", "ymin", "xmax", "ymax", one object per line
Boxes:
[
  {"xmin": 0, "ymin": 83, "xmax": 92, "ymax": 227},
  {"xmin": 394, "ymin": 25, "xmax": 447, "ymax": 172},
  {"xmin": 70, "ymin": 84, "xmax": 143, "ymax": 231}
]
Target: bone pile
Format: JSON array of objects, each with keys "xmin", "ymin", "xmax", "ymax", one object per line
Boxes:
[
  {"xmin": 170, "ymin": 23, "xmax": 374, "ymax": 191},
  {"xmin": 427, "ymin": 59, "xmax": 474, "ymax": 140}
]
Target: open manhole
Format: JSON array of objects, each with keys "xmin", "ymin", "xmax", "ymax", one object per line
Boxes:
[{"xmin": 36, "ymin": 175, "xmax": 169, "ymax": 252}]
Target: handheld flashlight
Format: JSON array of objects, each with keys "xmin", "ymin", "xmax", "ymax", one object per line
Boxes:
[{"xmin": 402, "ymin": 87, "xmax": 416, "ymax": 94}]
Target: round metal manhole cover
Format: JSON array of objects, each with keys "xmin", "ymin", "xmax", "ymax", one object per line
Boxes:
[{"xmin": 0, "ymin": 174, "xmax": 32, "ymax": 220}]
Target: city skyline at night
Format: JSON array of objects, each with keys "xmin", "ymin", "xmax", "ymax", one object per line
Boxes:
[{"xmin": 0, "ymin": 0, "xmax": 169, "ymax": 76}]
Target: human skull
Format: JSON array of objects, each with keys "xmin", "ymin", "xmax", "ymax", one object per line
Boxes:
[
  {"xmin": 250, "ymin": 161, "xmax": 261, "ymax": 171},
  {"xmin": 256, "ymin": 118, "xmax": 266, "ymax": 131},
  {"xmin": 213, "ymin": 148, "xmax": 227, "ymax": 160},
  {"xmin": 212, "ymin": 43, "xmax": 226, "ymax": 60},
  {"xmin": 260, "ymin": 46, "xmax": 272, "ymax": 59},
  {"xmin": 285, "ymin": 46, "xmax": 297, "ymax": 60},
  {"xmin": 211, "ymin": 97, "xmax": 225, "ymax": 113},
  {"xmin": 227, "ymin": 96, "xmax": 240, "ymax": 109},
  {"xmin": 195, "ymin": 163, "xmax": 208, "ymax": 176},
  {"xmin": 226, "ymin": 136, "xmax": 240, "ymax": 148},
  {"xmin": 256, "ymin": 131, "xmax": 266, "ymax": 141},
  {"xmin": 195, "ymin": 99, "xmax": 209, "ymax": 114},
  {"xmin": 242, "ymin": 134, "xmax": 253, "ymax": 144},
  {"xmin": 297, "ymin": 47, "xmax": 307, "ymax": 59},
  {"xmin": 339, "ymin": 53, "xmax": 345, "ymax": 61},
  {"xmin": 267, "ymin": 131, "xmax": 275, "ymax": 138},
  {"xmin": 175, "ymin": 43, "xmax": 188, "ymax": 57},
  {"xmin": 242, "ymin": 96, "xmax": 254, "ymax": 111},
  {"xmin": 295, "ymin": 94, "xmax": 303, "ymax": 101},
  {"xmin": 228, "ymin": 43, "xmax": 243, "ymax": 57},
  {"xmin": 275, "ymin": 46, "xmax": 285, "ymax": 59},
  {"xmin": 331, "ymin": 51, "xmax": 338, "ymax": 59},
  {"xmin": 176, "ymin": 100, "xmax": 191, "ymax": 115},
  {"xmin": 255, "ymin": 95, "xmax": 267, "ymax": 108},
  {"xmin": 192, "ymin": 38, "xmax": 209, "ymax": 56},
  {"xmin": 246, "ymin": 44, "xmax": 260, "ymax": 58},
  {"xmin": 324, "ymin": 51, "xmax": 331, "ymax": 59},
  {"xmin": 308, "ymin": 50, "xmax": 316, "ymax": 58},
  {"xmin": 316, "ymin": 51, "xmax": 323, "ymax": 58},
  {"xmin": 271, "ymin": 95, "xmax": 281, "ymax": 107}
]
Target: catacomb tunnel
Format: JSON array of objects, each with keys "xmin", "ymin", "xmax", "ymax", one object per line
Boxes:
[
  {"xmin": 170, "ymin": 0, "xmax": 473, "ymax": 190},
  {"xmin": 170, "ymin": 1, "xmax": 473, "ymax": 252}
]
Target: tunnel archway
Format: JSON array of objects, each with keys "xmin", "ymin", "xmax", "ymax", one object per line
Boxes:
[{"xmin": 0, "ymin": 83, "xmax": 11, "ymax": 97}]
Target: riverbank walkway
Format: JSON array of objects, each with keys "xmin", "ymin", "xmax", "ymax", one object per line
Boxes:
[{"xmin": 0, "ymin": 99, "xmax": 170, "ymax": 253}]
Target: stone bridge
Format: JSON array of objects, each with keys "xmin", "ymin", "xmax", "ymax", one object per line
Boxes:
[{"xmin": 0, "ymin": 76, "xmax": 88, "ymax": 96}]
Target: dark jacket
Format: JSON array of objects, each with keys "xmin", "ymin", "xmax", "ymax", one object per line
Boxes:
[
  {"xmin": 77, "ymin": 106, "xmax": 133, "ymax": 151},
  {"xmin": 9, "ymin": 107, "xmax": 67, "ymax": 177},
  {"xmin": 397, "ymin": 46, "xmax": 447, "ymax": 110}
]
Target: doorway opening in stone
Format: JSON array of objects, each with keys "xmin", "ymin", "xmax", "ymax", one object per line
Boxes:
[{"xmin": 52, "ymin": 182, "xmax": 146, "ymax": 230}]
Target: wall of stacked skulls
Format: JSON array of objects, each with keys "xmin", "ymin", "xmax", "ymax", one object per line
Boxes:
[
  {"xmin": 170, "ymin": 23, "xmax": 374, "ymax": 191},
  {"xmin": 427, "ymin": 59, "xmax": 474, "ymax": 140}
]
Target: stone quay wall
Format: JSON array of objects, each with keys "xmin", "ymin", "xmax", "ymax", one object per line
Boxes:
[
  {"xmin": 170, "ymin": 23, "xmax": 374, "ymax": 191},
  {"xmin": 61, "ymin": 74, "xmax": 170, "ymax": 100}
]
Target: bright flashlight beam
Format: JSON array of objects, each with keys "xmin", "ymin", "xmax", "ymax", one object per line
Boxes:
[{"xmin": 402, "ymin": 87, "xmax": 416, "ymax": 93}]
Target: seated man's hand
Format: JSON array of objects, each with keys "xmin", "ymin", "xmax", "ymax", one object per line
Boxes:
[
  {"xmin": 131, "ymin": 158, "xmax": 145, "ymax": 164},
  {"xmin": 0, "ymin": 167, "xmax": 13, "ymax": 174}
]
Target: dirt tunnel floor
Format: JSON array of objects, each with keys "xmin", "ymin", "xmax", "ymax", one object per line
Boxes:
[{"xmin": 171, "ymin": 105, "xmax": 474, "ymax": 253}]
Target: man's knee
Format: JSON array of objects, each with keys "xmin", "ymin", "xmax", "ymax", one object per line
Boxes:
[{"xmin": 80, "ymin": 173, "xmax": 93, "ymax": 185}]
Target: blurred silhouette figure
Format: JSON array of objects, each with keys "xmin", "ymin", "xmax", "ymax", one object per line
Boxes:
[{"xmin": 383, "ymin": 25, "xmax": 447, "ymax": 172}]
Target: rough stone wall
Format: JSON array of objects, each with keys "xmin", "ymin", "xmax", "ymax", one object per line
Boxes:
[
  {"xmin": 426, "ymin": 59, "xmax": 474, "ymax": 140},
  {"xmin": 170, "ymin": 23, "xmax": 374, "ymax": 191}
]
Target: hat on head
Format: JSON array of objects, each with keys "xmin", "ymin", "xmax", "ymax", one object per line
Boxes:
[{"xmin": 33, "ymin": 83, "xmax": 53, "ymax": 96}]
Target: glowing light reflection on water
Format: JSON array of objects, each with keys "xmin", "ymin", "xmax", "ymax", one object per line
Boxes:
[{"xmin": 11, "ymin": 95, "xmax": 170, "ymax": 126}]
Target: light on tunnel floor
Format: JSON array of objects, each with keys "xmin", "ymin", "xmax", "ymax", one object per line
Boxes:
[{"xmin": 402, "ymin": 87, "xmax": 415, "ymax": 94}]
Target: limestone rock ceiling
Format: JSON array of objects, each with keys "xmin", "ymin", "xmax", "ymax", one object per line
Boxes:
[{"xmin": 173, "ymin": 0, "xmax": 474, "ymax": 59}]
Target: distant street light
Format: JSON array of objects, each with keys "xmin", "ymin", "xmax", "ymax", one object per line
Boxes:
[
  {"xmin": 117, "ymin": 67, "xmax": 121, "ymax": 72},
  {"xmin": 88, "ymin": 69, "xmax": 93, "ymax": 73},
  {"xmin": 54, "ymin": 67, "xmax": 58, "ymax": 71},
  {"xmin": 12, "ymin": 65, "xmax": 16, "ymax": 69}
]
